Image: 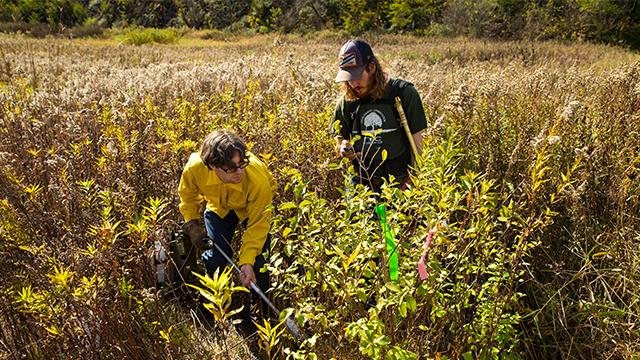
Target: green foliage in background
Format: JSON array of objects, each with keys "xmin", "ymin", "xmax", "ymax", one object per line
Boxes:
[
  {"xmin": 176, "ymin": 0, "xmax": 250, "ymax": 29},
  {"xmin": 388, "ymin": 0, "xmax": 446, "ymax": 31},
  {"xmin": 0, "ymin": 0, "xmax": 86, "ymax": 26},
  {"xmin": 0, "ymin": 0, "xmax": 639, "ymax": 48}
]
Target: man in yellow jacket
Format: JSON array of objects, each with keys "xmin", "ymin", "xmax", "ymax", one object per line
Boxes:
[{"xmin": 178, "ymin": 130, "xmax": 276, "ymax": 294}]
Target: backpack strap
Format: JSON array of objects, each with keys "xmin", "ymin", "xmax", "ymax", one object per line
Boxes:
[
  {"xmin": 368, "ymin": 79, "xmax": 412, "ymax": 105},
  {"xmin": 389, "ymin": 79, "xmax": 412, "ymax": 99},
  {"xmin": 389, "ymin": 79, "xmax": 414, "ymax": 153}
]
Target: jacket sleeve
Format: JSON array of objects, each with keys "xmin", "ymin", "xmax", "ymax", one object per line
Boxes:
[
  {"xmin": 238, "ymin": 170, "xmax": 275, "ymax": 266},
  {"xmin": 178, "ymin": 163, "xmax": 203, "ymax": 222}
]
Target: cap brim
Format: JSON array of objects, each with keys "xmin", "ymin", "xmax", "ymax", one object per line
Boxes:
[{"xmin": 335, "ymin": 66, "xmax": 365, "ymax": 82}]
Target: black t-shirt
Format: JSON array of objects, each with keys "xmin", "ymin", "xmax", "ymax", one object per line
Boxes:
[{"xmin": 331, "ymin": 79, "xmax": 428, "ymax": 178}]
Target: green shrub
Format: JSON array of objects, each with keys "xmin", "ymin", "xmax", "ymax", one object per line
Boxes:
[
  {"xmin": 268, "ymin": 126, "xmax": 571, "ymax": 357},
  {"xmin": 116, "ymin": 27, "xmax": 182, "ymax": 45},
  {"xmin": 197, "ymin": 28, "xmax": 231, "ymax": 40},
  {"xmin": 69, "ymin": 18, "xmax": 104, "ymax": 38}
]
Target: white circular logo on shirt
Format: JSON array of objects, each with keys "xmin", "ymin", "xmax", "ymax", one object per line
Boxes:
[
  {"xmin": 362, "ymin": 109, "xmax": 385, "ymax": 145},
  {"xmin": 362, "ymin": 109, "xmax": 385, "ymax": 130}
]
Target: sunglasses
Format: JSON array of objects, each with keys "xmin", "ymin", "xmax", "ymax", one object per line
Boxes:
[{"xmin": 218, "ymin": 156, "xmax": 250, "ymax": 173}]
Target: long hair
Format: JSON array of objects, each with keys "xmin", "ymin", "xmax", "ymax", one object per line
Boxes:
[{"xmin": 340, "ymin": 57, "xmax": 388, "ymax": 101}]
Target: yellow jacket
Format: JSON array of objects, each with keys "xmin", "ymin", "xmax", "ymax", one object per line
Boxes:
[{"xmin": 178, "ymin": 151, "xmax": 276, "ymax": 265}]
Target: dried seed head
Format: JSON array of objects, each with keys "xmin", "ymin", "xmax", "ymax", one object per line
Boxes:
[
  {"xmin": 428, "ymin": 114, "xmax": 446, "ymax": 136},
  {"xmin": 445, "ymin": 84, "xmax": 474, "ymax": 114},
  {"xmin": 547, "ymin": 135, "xmax": 561, "ymax": 145},
  {"xmin": 530, "ymin": 126, "xmax": 547, "ymax": 149},
  {"xmin": 574, "ymin": 146, "xmax": 590, "ymax": 159},
  {"xmin": 561, "ymin": 100, "xmax": 582, "ymax": 122}
]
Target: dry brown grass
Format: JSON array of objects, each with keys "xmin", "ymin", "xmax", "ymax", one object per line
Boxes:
[{"xmin": 0, "ymin": 33, "xmax": 639, "ymax": 359}]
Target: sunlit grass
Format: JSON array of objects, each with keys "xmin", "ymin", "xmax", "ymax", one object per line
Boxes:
[{"xmin": 0, "ymin": 32, "xmax": 638, "ymax": 359}]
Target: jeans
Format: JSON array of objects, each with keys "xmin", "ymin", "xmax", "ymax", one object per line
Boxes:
[{"xmin": 201, "ymin": 209, "xmax": 271, "ymax": 297}]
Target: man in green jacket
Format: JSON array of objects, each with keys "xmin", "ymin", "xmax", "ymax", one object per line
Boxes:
[
  {"xmin": 331, "ymin": 39, "xmax": 428, "ymax": 192},
  {"xmin": 178, "ymin": 129, "xmax": 276, "ymax": 293}
]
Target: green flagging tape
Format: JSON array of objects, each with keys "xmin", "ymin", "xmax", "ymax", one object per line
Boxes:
[{"xmin": 375, "ymin": 204, "xmax": 398, "ymax": 281}]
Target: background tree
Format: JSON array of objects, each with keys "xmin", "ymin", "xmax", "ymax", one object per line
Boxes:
[
  {"xmin": 339, "ymin": 0, "xmax": 389, "ymax": 33},
  {"xmin": 0, "ymin": 0, "xmax": 638, "ymax": 49},
  {"xmin": 0, "ymin": 0, "xmax": 86, "ymax": 26},
  {"xmin": 176, "ymin": 0, "xmax": 250, "ymax": 29}
]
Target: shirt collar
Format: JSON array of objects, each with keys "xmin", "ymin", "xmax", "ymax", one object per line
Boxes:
[
  {"xmin": 205, "ymin": 168, "xmax": 222, "ymax": 186},
  {"xmin": 204, "ymin": 168, "xmax": 246, "ymax": 191}
]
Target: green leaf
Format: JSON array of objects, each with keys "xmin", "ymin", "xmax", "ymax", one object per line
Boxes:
[
  {"xmin": 399, "ymin": 302, "xmax": 407, "ymax": 317},
  {"xmin": 278, "ymin": 202, "xmax": 297, "ymax": 211},
  {"xmin": 406, "ymin": 295, "xmax": 417, "ymax": 312},
  {"xmin": 373, "ymin": 335, "xmax": 391, "ymax": 346},
  {"xmin": 385, "ymin": 282, "xmax": 401, "ymax": 293}
]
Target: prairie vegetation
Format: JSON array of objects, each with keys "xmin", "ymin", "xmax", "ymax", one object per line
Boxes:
[{"xmin": 0, "ymin": 33, "xmax": 639, "ymax": 359}]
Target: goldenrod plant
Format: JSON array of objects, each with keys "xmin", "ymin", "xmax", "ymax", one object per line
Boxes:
[
  {"xmin": 254, "ymin": 318, "xmax": 287, "ymax": 360},
  {"xmin": 188, "ymin": 267, "xmax": 249, "ymax": 328}
]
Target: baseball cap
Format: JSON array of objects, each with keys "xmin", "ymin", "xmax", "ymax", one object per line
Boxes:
[{"xmin": 335, "ymin": 39, "xmax": 374, "ymax": 82}]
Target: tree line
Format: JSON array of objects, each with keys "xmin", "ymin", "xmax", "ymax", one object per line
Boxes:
[{"xmin": 1, "ymin": 0, "xmax": 639, "ymax": 48}]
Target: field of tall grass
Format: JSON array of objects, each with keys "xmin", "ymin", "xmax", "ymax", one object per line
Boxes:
[{"xmin": 1, "ymin": 32, "xmax": 639, "ymax": 359}]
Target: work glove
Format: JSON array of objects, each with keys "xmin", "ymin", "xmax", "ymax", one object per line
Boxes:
[
  {"xmin": 182, "ymin": 220, "xmax": 208, "ymax": 251},
  {"xmin": 337, "ymin": 139, "xmax": 357, "ymax": 160},
  {"xmin": 239, "ymin": 264, "xmax": 256, "ymax": 288}
]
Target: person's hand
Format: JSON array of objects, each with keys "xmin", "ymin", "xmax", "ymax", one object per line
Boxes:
[
  {"xmin": 182, "ymin": 220, "xmax": 208, "ymax": 250},
  {"xmin": 338, "ymin": 140, "xmax": 358, "ymax": 160},
  {"xmin": 239, "ymin": 264, "xmax": 256, "ymax": 288}
]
